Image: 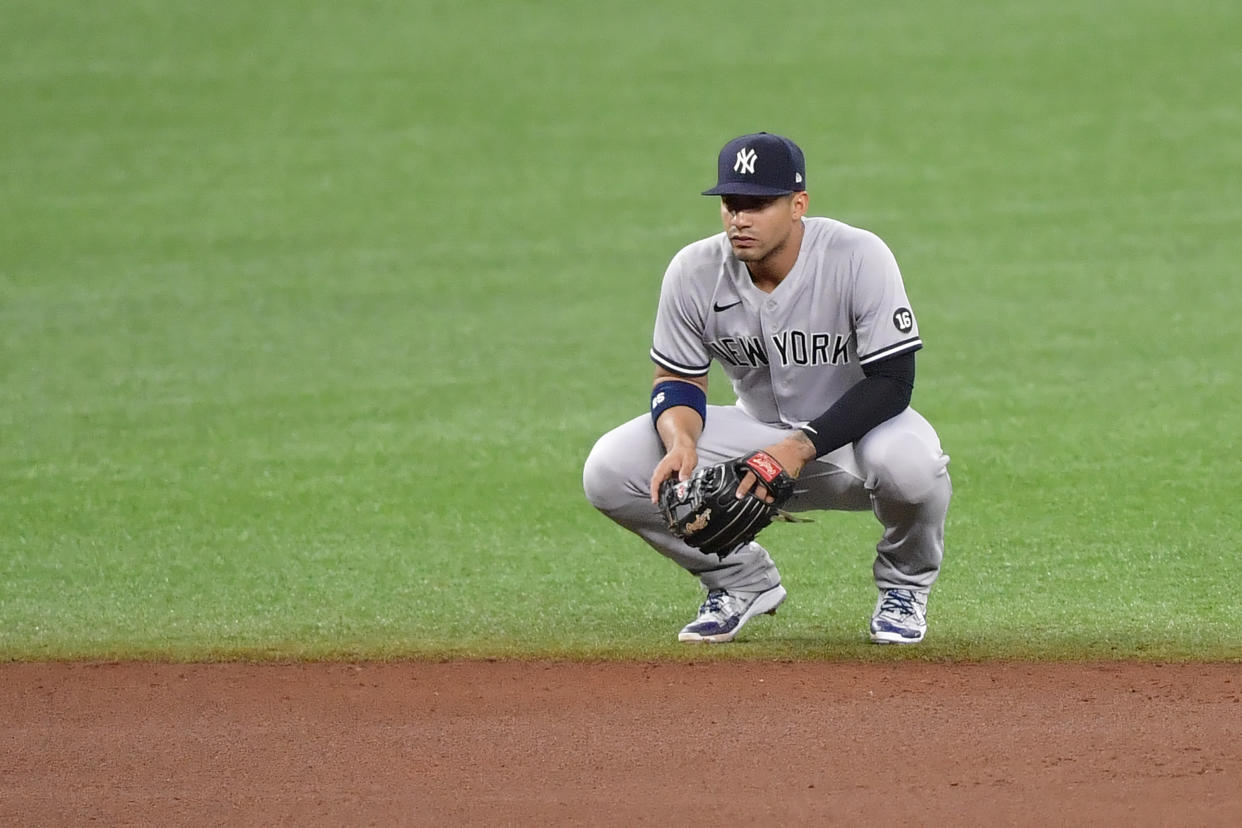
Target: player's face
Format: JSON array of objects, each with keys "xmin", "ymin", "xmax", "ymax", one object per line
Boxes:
[{"xmin": 719, "ymin": 193, "xmax": 807, "ymax": 264}]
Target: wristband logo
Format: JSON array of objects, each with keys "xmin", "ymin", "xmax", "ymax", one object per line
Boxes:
[{"xmin": 651, "ymin": 392, "xmax": 665, "ymax": 410}]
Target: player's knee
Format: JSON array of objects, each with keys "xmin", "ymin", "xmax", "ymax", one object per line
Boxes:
[
  {"xmin": 581, "ymin": 439, "xmax": 610, "ymax": 510},
  {"xmin": 859, "ymin": 432, "xmax": 950, "ymax": 505},
  {"xmin": 582, "ymin": 432, "xmax": 633, "ymax": 513}
]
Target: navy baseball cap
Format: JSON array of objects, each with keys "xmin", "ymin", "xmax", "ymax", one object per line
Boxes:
[{"xmin": 702, "ymin": 132, "xmax": 806, "ymax": 196}]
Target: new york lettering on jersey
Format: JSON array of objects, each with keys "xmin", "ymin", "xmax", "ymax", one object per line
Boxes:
[{"xmin": 707, "ymin": 330, "xmax": 851, "ymax": 368}]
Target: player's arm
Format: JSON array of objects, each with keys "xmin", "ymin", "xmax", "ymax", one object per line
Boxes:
[
  {"xmin": 737, "ymin": 353, "xmax": 916, "ymax": 501},
  {"xmin": 647, "ymin": 368, "xmax": 708, "ymax": 504},
  {"xmin": 795, "ymin": 351, "xmax": 915, "ymax": 458}
]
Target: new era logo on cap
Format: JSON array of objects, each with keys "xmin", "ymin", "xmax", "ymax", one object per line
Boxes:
[{"xmin": 703, "ymin": 132, "xmax": 806, "ymax": 197}]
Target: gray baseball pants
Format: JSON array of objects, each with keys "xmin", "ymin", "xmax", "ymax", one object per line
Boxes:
[{"xmin": 582, "ymin": 404, "xmax": 951, "ymax": 596}]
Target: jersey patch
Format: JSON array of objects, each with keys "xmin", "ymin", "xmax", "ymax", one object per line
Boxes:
[{"xmin": 892, "ymin": 308, "xmax": 915, "ymax": 333}]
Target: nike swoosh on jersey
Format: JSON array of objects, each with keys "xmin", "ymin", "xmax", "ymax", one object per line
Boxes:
[{"xmin": 712, "ymin": 300, "xmax": 743, "ymax": 312}]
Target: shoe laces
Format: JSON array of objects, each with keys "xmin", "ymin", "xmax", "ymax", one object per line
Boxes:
[
  {"xmin": 879, "ymin": 589, "xmax": 919, "ymax": 618},
  {"xmin": 700, "ymin": 590, "xmax": 736, "ymax": 617}
]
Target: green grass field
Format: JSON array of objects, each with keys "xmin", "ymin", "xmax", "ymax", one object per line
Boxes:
[{"xmin": 3, "ymin": 0, "xmax": 1239, "ymax": 661}]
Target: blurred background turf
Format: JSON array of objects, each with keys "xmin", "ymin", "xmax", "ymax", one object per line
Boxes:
[{"xmin": 2, "ymin": 0, "xmax": 1239, "ymax": 660}]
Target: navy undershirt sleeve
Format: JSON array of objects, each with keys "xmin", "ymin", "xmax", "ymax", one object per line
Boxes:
[{"xmin": 798, "ymin": 352, "xmax": 916, "ymax": 457}]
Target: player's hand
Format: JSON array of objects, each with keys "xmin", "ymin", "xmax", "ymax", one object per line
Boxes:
[
  {"xmin": 735, "ymin": 434, "xmax": 817, "ymax": 502},
  {"xmin": 650, "ymin": 444, "xmax": 699, "ymax": 504}
]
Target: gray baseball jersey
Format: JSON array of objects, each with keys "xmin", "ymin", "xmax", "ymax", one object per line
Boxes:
[{"xmin": 649, "ymin": 216, "xmax": 922, "ymax": 428}]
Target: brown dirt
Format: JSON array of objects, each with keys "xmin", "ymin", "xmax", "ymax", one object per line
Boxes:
[{"xmin": 2, "ymin": 661, "xmax": 1240, "ymax": 826}]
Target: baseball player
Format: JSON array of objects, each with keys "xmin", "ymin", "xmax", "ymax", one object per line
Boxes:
[{"xmin": 583, "ymin": 132, "xmax": 951, "ymax": 644}]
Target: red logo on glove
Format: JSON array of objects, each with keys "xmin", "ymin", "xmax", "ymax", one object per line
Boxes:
[{"xmin": 745, "ymin": 451, "xmax": 783, "ymax": 483}]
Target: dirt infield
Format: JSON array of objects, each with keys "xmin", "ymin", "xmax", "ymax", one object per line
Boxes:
[{"xmin": 2, "ymin": 661, "xmax": 1240, "ymax": 826}]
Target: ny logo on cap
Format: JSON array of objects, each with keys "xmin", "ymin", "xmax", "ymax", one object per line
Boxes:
[{"xmin": 733, "ymin": 148, "xmax": 757, "ymax": 175}]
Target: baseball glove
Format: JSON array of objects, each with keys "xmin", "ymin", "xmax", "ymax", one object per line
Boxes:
[{"xmin": 657, "ymin": 450, "xmax": 798, "ymax": 559}]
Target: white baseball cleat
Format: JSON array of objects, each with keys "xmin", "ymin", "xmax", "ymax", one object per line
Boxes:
[
  {"xmin": 678, "ymin": 584, "xmax": 787, "ymax": 643},
  {"xmin": 869, "ymin": 588, "xmax": 929, "ymax": 644}
]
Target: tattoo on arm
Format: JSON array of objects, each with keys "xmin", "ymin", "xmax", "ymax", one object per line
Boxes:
[{"xmin": 791, "ymin": 430, "xmax": 816, "ymax": 451}]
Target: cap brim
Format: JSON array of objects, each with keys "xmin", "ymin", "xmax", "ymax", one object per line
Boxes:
[{"xmin": 701, "ymin": 183, "xmax": 799, "ymax": 196}]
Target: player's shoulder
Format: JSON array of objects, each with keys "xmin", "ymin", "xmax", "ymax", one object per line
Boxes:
[
  {"xmin": 665, "ymin": 231, "xmax": 731, "ymax": 278},
  {"xmin": 805, "ymin": 217, "xmax": 899, "ymax": 278},
  {"xmin": 671, "ymin": 231, "xmax": 731, "ymax": 264},
  {"xmin": 804, "ymin": 216, "xmax": 891, "ymax": 255}
]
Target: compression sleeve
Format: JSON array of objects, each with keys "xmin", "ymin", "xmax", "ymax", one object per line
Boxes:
[{"xmin": 798, "ymin": 352, "xmax": 915, "ymax": 457}]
